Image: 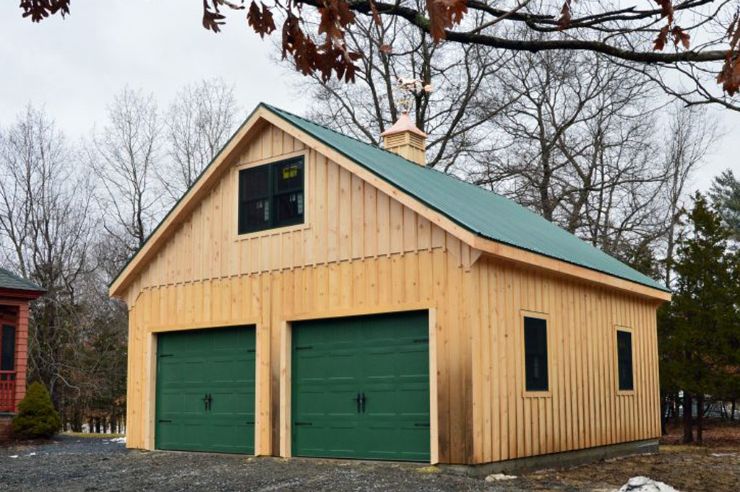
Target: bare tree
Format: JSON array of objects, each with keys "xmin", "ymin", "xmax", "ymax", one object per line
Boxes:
[
  {"xmin": 86, "ymin": 87, "xmax": 163, "ymax": 266},
  {"xmin": 0, "ymin": 104, "xmax": 95, "ymax": 403},
  {"xmin": 291, "ymin": 9, "xmax": 515, "ymax": 172},
  {"xmin": 470, "ymin": 51, "xmax": 668, "ymax": 253},
  {"xmin": 657, "ymin": 106, "xmax": 719, "ymax": 285},
  {"xmin": 160, "ymin": 78, "xmax": 241, "ymax": 202}
]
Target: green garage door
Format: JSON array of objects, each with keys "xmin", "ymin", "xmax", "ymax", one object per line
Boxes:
[
  {"xmin": 156, "ymin": 326, "xmax": 255, "ymax": 454},
  {"xmin": 292, "ymin": 311, "xmax": 430, "ymax": 461}
]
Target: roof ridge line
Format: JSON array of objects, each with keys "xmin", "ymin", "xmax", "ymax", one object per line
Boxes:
[{"xmin": 262, "ymin": 103, "xmax": 441, "ymax": 169}]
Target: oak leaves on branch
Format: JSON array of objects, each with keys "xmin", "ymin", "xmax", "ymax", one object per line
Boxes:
[{"xmin": 17, "ymin": 0, "xmax": 740, "ymax": 95}]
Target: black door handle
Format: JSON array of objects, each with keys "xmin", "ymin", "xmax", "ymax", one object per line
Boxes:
[
  {"xmin": 354, "ymin": 393, "xmax": 362, "ymax": 413},
  {"xmin": 360, "ymin": 392, "xmax": 366, "ymax": 413},
  {"xmin": 203, "ymin": 393, "xmax": 213, "ymax": 411},
  {"xmin": 207, "ymin": 393, "xmax": 213, "ymax": 411}
]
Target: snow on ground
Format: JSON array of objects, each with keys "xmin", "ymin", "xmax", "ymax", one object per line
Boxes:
[
  {"xmin": 108, "ymin": 437, "xmax": 126, "ymax": 444},
  {"xmin": 618, "ymin": 476, "xmax": 678, "ymax": 492},
  {"xmin": 485, "ymin": 473, "xmax": 517, "ymax": 481}
]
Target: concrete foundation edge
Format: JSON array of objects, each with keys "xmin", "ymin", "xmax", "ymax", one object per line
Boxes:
[{"xmin": 440, "ymin": 439, "xmax": 660, "ymax": 477}]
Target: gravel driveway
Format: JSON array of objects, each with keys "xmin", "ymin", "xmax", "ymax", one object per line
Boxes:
[
  {"xmin": 2, "ymin": 435, "xmax": 737, "ymax": 491},
  {"xmin": 0, "ymin": 436, "xmax": 506, "ymax": 492}
]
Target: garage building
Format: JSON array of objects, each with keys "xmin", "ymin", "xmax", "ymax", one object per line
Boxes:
[{"xmin": 110, "ymin": 104, "xmax": 671, "ymax": 468}]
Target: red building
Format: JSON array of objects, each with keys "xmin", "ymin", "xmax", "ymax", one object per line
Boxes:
[{"xmin": 0, "ymin": 267, "xmax": 44, "ymax": 441}]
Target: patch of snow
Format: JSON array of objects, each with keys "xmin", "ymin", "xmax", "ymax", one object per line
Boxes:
[
  {"xmin": 108, "ymin": 437, "xmax": 126, "ymax": 444},
  {"xmin": 710, "ymin": 452, "xmax": 735, "ymax": 457},
  {"xmin": 618, "ymin": 476, "xmax": 677, "ymax": 492},
  {"xmin": 485, "ymin": 473, "xmax": 517, "ymax": 482},
  {"xmin": 9, "ymin": 455, "xmax": 18, "ymax": 459},
  {"xmin": 25, "ymin": 452, "xmax": 36, "ymax": 457}
]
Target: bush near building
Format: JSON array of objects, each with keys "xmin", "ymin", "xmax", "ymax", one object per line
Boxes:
[{"xmin": 12, "ymin": 382, "xmax": 62, "ymax": 439}]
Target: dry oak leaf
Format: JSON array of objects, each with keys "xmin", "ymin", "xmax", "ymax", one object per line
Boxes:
[
  {"xmin": 426, "ymin": 0, "xmax": 468, "ymax": 42},
  {"xmin": 318, "ymin": 0, "xmax": 356, "ymax": 40},
  {"xmin": 19, "ymin": 0, "xmax": 70, "ymax": 22},
  {"xmin": 558, "ymin": 0, "xmax": 572, "ymax": 30},
  {"xmin": 247, "ymin": 1, "xmax": 276, "ymax": 38}
]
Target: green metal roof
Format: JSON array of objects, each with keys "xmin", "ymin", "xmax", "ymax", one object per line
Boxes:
[
  {"xmin": 263, "ymin": 104, "xmax": 668, "ymax": 292},
  {"xmin": 0, "ymin": 267, "xmax": 44, "ymax": 293}
]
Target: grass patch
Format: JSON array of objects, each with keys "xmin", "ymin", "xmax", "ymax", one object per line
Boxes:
[{"xmin": 62, "ymin": 432, "xmax": 124, "ymax": 439}]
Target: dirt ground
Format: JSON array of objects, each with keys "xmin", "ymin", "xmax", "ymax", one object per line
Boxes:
[
  {"xmin": 523, "ymin": 420, "xmax": 740, "ymax": 491},
  {"xmin": 1, "ymin": 422, "xmax": 738, "ymax": 491}
]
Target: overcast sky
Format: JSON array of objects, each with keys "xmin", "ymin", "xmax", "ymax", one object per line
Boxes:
[{"xmin": 1, "ymin": 0, "xmax": 737, "ymax": 193}]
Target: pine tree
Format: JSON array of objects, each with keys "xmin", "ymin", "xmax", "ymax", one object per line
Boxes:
[
  {"xmin": 11, "ymin": 381, "xmax": 62, "ymax": 439},
  {"xmin": 709, "ymin": 169, "xmax": 740, "ymax": 241},
  {"xmin": 659, "ymin": 193, "xmax": 740, "ymax": 443}
]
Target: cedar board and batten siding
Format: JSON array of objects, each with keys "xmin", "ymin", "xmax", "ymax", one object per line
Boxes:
[{"xmin": 120, "ymin": 121, "xmax": 662, "ymax": 465}]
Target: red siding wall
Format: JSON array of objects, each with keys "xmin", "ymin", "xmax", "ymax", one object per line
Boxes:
[
  {"xmin": 14, "ymin": 303, "xmax": 29, "ymax": 408},
  {"xmin": 0, "ymin": 297, "xmax": 31, "ymax": 413}
]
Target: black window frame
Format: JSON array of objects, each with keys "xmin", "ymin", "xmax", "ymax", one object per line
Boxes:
[
  {"xmin": 1, "ymin": 324, "xmax": 16, "ymax": 372},
  {"xmin": 617, "ymin": 329, "xmax": 634, "ymax": 391},
  {"xmin": 523, "ymin": 316, "xmax": 549, "ymax": 392},
  {"xmin": 238, "ymin": 156, "xmax": 305, "ymax": 234}
]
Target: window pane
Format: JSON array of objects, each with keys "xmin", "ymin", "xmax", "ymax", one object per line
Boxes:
[
  {"xmin": 1, "ymin": 325, "xmax": 15, "ymax": 371},
  {"xmin": 275, "ymin": 191, "xmax": 304, "ymax": 226},
  {"xmin": 617, "ymin": 330, "xmax": 634, "ymax": 391},
  {"xmin": 240, "ymin": 166, "xmax": 270, "ymax": 198},
  {"xmin": 237, "ymin": 157, "xmax": 305, "ymax": 235},
  {"xmin": 524, "ymin": 317, "xmax": 548, "ymax": 391},
  {"xmin": 242, "ymin": 198, "xmax": 270, "ymax": 232},
  {"xmin": 275, "ymin": 160, "xmax": 304, "ymax": 192}
]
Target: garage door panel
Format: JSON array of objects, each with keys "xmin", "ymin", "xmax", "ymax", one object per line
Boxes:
[
  {"xmin": 156, "ymin": 326, "xmax": 255, "ymax": 454},
  {"xmin": 158, "ymin": 390, "xmax": 208, "ymax": 416},
  {"xmin": 292, "ymin": 311, "xmax": 430, "ymax": 461}
]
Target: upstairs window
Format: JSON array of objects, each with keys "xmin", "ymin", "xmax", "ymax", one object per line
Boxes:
[
  {"xmin": 617, "ymin": 330, "xmax": 634, "ymax": 391},
  {"xmin": 1, "ymin": 324, "xmax": 15, "ymax": 371},
  {"xmin": 238, "ymin": 157, "xmax": 304, "ymax": 234},
  {"xmin": 524, "ymin": 316, "xmax": 548, "ymax": 392}
]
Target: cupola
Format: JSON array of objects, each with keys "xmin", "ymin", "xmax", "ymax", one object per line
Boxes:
[{"xmin": 380, "ymin": 112, "xmax": 427, "ymax": 166}]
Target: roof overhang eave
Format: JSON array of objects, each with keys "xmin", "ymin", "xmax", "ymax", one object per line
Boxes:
[{"xmin": 472, "ymin": 235, "xmax": 672, "ymax": 303}]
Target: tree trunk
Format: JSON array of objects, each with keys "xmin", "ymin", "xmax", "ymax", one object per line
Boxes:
[
  {"xmin": 696, "ymin": 394, "xmax": 704, "ymax": 443},
  {"xmin": 661, "ymin": 394, "xmax": 668, "ymax": 435},
  {"xmin": 682, "ymin": 392, "xmax": 693, "ymax": 443}
]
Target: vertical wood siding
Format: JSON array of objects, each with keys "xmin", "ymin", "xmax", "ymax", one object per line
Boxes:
[
  {"xmin": 470, "ymin": 258, "xmax": 662, "ymax": 464},
  {"xmin": 129, "ymin": 124, "xmax": 446, "ymax": 296},
  {"xmin": 126, "ymin": 250, "xmax": 476, "ymax": 463},
  {"xmin": 122, "ymin": 121, "xmax": 662, "ymax": 465}
]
